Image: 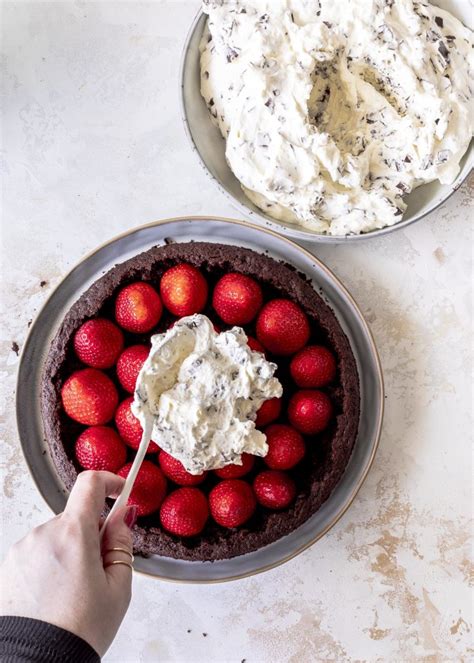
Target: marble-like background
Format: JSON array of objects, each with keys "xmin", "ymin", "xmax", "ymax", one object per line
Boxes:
[{"xmin": 1, "ymin": 2, "xmax": 472, "ymax": 661}]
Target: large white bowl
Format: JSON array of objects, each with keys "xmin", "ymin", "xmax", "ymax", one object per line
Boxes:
[{"xmin": 180, "ymin": 3, "xmax": 473, "ymax": 243}]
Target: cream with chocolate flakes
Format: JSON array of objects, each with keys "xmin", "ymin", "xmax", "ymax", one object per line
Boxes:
[
  {"xmin": 201, "ymin": 0, "xmax": 473, "ymax": 235},
  {"xmin": 132, "ymin": 314, "xmax": 282, "ymax": 474}
]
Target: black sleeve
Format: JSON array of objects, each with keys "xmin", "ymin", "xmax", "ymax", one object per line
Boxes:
[{"xmin": 0, "ymin": 616, "xmax": 100, "ymax": 662}]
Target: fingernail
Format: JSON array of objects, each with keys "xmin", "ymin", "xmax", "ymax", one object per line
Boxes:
[{"xmin": 124, "ymin": 505, "xmax": 137, "ymax": 529}]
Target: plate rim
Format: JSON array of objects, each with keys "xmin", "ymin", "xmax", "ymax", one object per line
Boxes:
[{"xmin": 16, "ymin": 215, "xmax": 384, "ymax": 582}]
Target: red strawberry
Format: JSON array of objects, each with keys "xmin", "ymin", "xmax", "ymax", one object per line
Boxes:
[
  {"xmin": 160, "ymin": 264, "xmax": 208, "ymax": 317},
  {"xmin": 253, "ymin": 470, "xmax": 296, "ymax": 509},
  {"xmin": 117, "ymin": 460, "xmax": 167, "ymax": 517},
  {"xmin": 160, "ymin": 487, "xmax": 209, "ymax": 537},
  {"xmin": 115, "ymin": 397, "xmax": 159, "ymax": 453},
  {"xmin": 213, "ymin": 273, "xmax": 263, "ymax": 325},
  {"xmin": 159, "ymin": 450, "xmax": 207, "ymax": 486},
  {"xmin": 73, "ymin": 319, "xmax": 124, "ymax": 369},
  {"xmin": 116, "ymin": 344, "xmax": 149, "ymax": 393},
  {"xmin": 209, "ymin": 479, "xmax": 256, "ymax": 528},
  {"xmin": 256, "ymin": 299, "xmax": 310, "ymax": 356},
  {"xmin": 288, "ymin": 390, "xmax": 333, "ymax": 435},
  {"xmin": 290, "ymin": 345, "xmax": 337, "ymax": 388},
  {"xmin": 61, "ymin": 368, "xmax": 118, "ymax": 425},
  {"xmin": 115, "ymin": 282, "xmax": 162, "ymax": 333},
  {"xmin": 214, "ymin": 453, "xmax": 255, "ymax": 479},
  {"xmin": 247, "ymin": 336, "xmax": 265, "ymax": 354},
  {"xmin": 264, "ymin": 424, "xmax": 305, "ymax": 470},
  {"xmin": 255, "ymin": 397, "xmax": 282, "ymax": 428},
  {"xmin": 75, "ymin": 426, "xmax": 126, "ymax": 472}
]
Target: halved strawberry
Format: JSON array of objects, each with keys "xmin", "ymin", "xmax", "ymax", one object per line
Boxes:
[
  {"xmin": 160, "ymin": 487, "xmax": 209, "ymax": 537},
  {"xmin": 209, "ymin": 479, "xmax": 256, "ymax": 528},
  {"xmin": 75, "ymin": 426, "xmax": 126, "ymax": 472},
  {"xmin": 290, "ymin": 345, "xmax": 337, "ymax": 388},
  {"xmin": 288, "ymin": 390, "xmax": 333, "ymax": 434},
  {"xmin": 247, "ymin": 336, "xmax": 266, "ymax": 354},
  {"xmin": 213, "ymin": 273, "xmax": 263, "ymax": 325},
  {"xmin": 160, "ymin": 264, "xmax": 208, "ymax": 317},
  {"xmin": 115, "ymin": 282, "xmax": 162, "ymax": 333},
  {"xmin": 115, "ymin": 397, "xmax": 159, "ymax": 453},
  {"xmin": 256, "ymin": 299, "xmax": 310, "ymax": 355},
  {"xmin": 61, "ymin": 368, "xmax": 118, "ymax": 425},
  {"xmin": 116, "ymin": 344, "xmax": 149, "ymax": 393},
  {"xmin": 158, "ymin": 450, "xmax": 207, "ymax": 486},
  {"xmin": 253, "ymin": 470, "xmax": 296, "ymax": 509},
  {"xmin": 160, "ymin": 488, "xmax": 209, "ymax": 537},
  {"xmin": 264, "ymin": 424, "xmax": 305, "ymax": 470},
  {"xmin": 73, "ymin": 319, "xmax": 124, "ymax": 369},
  {"xmin": 255, "ymin": 397, "xmax": 282, "ymax": 428},
  {"xmin": 117, "ymin": 460, "xmax": 167, "ymax": 517},
  {"xmin": 214, "ymin": 453, "xmax": 255, "ymax": 479}
]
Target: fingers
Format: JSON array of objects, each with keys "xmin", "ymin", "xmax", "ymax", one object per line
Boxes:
[
  {"xmin": 101, "ymin": 505, "xmax": 135, "ymax": 557},
  {"xmin": 64, "ymin": 471, "xmax": 125, "ymax": 529},
  {"xmin": 102, "ymin": 506, "xmax": 136, "ymax": 596}
]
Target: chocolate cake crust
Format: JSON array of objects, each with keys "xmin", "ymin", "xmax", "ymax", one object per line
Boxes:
[{"xmin": 41, "ymin": 241, "xmax": 360, "ymax": 561}]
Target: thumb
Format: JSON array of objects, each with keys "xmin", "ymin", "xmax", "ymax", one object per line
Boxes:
[{"xmin": 101, "ymin": 505, "xmax": 136, "ymax": 590}]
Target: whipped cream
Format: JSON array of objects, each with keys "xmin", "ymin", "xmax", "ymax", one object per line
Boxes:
[
  {"xmin": 200, "ymin": 0, "xmax": 473, "ymax": 235},
  {"xmin": 132, "ymin": 314, "xmax": 282, "ymax": 474}
]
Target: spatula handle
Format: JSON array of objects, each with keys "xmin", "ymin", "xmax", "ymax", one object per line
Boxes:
[{"xmin": 100, "ymin": 417, "xmax": 152, "ymax": 541}]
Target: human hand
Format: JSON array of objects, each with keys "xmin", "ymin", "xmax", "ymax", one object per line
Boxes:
[{"xmin": 0, "ymin": 471, "xmax": 137, "ymax": 657}]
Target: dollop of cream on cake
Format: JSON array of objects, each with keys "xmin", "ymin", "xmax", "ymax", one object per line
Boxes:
[
  {"xmin": 200, "ymin": 0, "xmax": 473, "ymax": 235},
  {"xmin": 132, "ymin": 314, "xmax": 282, "ymax": 474}
]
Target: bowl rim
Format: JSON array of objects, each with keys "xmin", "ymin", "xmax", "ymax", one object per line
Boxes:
[
  {"xmin": 179, "ymin": 9, "xmax": 473, "ymax": 244},
  {"xmin": 16, "ymin": 215, "xmax": 384, "ymax": 582}
]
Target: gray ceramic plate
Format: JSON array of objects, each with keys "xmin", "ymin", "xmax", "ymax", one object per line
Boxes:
[
  {"xmin": 16, "ymin": 217, "xmax": 383, "ymax": 582},
  {"xmin": 180, "ymin": 3, "xmax": 473, "ymax": 243}
]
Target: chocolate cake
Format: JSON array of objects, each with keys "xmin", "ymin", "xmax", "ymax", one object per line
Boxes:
[{"xmin": 41, "ymin": 241, "xmax": 360, "ymax": 561}]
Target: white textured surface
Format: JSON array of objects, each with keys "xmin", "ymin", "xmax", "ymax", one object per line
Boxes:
[{"xmin": 1, "ymin": 2, "xmax": 472, "ymax": 661}]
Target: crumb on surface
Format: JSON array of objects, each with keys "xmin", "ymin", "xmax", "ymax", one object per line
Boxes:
[
  {"xmin": 40, "ymin": 280, "xmax": 47, "ymax": 287},
  {"xmin": 202, "ymin": 633, "xmax": 208, "ymax": 637},
  {"xmin": 11, "ymin": 341, "xmax": 19, "ymax": 356},
  {"xmin": 434, "ymin": 247, "xmax": 446, "ymax": 264}
]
